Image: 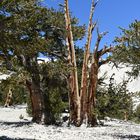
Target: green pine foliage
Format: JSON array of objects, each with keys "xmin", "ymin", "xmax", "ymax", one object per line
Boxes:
[
  {"xmin": 134, "ymin": 104, "xmax": 140, "ymax": 123},
  {"xmin": 132, "ymin": 91, "xmax": 140, "ymax": 123},
  {"xmin": 41, "ymin": 61, "xmax": 68, "ymax": 123},
  {"xmin": 0, "ymin": 75, "xmax": 27, "ymax": 105},
  {"xmin": 113, "ymin": 20, "xmax": 140, "ymax": 78},
  {"xmin": 0, "ymin": 0, "xmax": 85, "ymax": 124},
  {"xmin": 26, "ymin": 61, "xmax": 69, "ymax": 122},
  {"xmin": 96, "ymin": 74, "xmax": 133, "ymax": 120}
]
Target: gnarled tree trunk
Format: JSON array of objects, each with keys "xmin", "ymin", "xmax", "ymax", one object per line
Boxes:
[
  {"xmin": 25, "ymin": 57, "xmax": 46, "ymax": 124},
  {"xmin": 26, "ymin": 77, "xmax": 46, "ymax": 124}
]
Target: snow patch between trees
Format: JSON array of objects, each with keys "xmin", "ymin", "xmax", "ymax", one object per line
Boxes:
[{"xmin": 99, "ymin": 63, "xmax": 140, "ymax": 92}]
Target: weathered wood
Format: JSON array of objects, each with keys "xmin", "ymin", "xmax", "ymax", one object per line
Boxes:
[
  {"xmin": 80, "ymin": 0, "xmax": 97, "ymax": 124},
  {"xmin": 4, "ymin": 88, "xmax": 13, "ymax": 107},
  {"xmin": 26, "ymin": 78, "xmax": 46, "ymax": 124},
  {"xmin": 25, "ymin": 57, "xmax": 46, "ymax": 124},
  {"xmin": 64, "ymin": 0, "xmax": 113, "ymax": 127},
  {"xmin": 87, "ymin": 30, "xmax": 113, "ymax": 126},
  {"xmin": 64, "ymin": 0, "xmax": 81, "ymax": 126}
]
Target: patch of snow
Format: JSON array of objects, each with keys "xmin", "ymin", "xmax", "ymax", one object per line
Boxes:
[
  {"xmin": 37, "ymin": 57, "xmax": 50, "ymax": 64},
  {"xmin": 0, "ymin": 105, "xmax": 140, "ymax": 140},
  {"xmin": 99, "ymin": 63, "xmax": 140, "ymax": 92},
  {"xmin": 0, "ymin": 74, "xmax": 9, "ymax": 81},
  {"xmin": 132, "ymin": 95, "xmax": 140, "ymax": 110}
]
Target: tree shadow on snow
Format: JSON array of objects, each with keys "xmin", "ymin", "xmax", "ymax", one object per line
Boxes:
[
  {"xmin": 113, "ymin": 134, "xmax": 140, "ymax": 140},
  {"xmin": 0, "ymin": 136, "xmax": 34, "ymax": 140},
  {"xmin": 0, "ymin": 121, "xmax": 31, "ymax": 127}
]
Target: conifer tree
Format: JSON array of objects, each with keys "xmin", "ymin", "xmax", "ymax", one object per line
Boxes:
[
  {"xmin": 64, "ymin": 0, "xmax": 113, "ymax": 126},
  {"xmin": 113, "ymin": 20, "xmax": 140, "ymax": 78},
  {"xmin": 0, "ymin": 0, "xmax": 85, "ymax": 124}
]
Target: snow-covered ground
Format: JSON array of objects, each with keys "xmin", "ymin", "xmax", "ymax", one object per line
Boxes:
[{"xmin": 0, "ymin": 105, "xmax": 140, "ymax": 140}]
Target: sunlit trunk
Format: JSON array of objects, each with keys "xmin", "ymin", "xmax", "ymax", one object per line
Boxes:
[
  {"xmin": 4, "ymin": 88, "xmax": 13, "ymax": 107},
  {"xmin": 124, "ymin": 111, "xmax": 128, "ymax": 121},
  {"xmin": 64, "ymin": 0, "xmax": 113, "ymax": 127},
  {"xmin": 80, "ymin": 0, "xmax": 95, "ymax": 123},
  {"xmin": 65, "ymin": 0, "xmax": 81, "ymax": 126}
]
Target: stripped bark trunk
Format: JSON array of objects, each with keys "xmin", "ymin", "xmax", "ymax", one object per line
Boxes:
[
  {"xmin": 64, "ymin": 0, "xmax": 113, "ymax": 127},
  {"xmin": 80, "ymin": 0, "xmax": 96, "ymax": 123},
  {"xmin": 87, "ymin": 32, "xmax": 113, "ymax": 126},
  {"xmin": 87, "ymin": 54, "xmax": 98, "ymax": 126},
  {"xmin": 64, "ymin": 0, "xmax": 81, "ymax": 126}
]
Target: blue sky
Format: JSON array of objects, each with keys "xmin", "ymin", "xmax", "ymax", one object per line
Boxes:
[{"xmin": 43, "ymin": 0, "xmax": 140, "ymax": 50}]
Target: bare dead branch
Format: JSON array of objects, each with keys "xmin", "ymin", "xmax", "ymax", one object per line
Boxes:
[
  {"xmin": 80, "ymin": 0, "xmax": 96, "ymax": 94},
  {"xmin": 91, "ymin": 21, "xmax": 97, "ymax": 33},
  {"xmin": 94, "ymin": 0, "xmax": 101, "ymax": 7},
  {"xmin": 98, "ymin": 45, "xmax": 114, "ymax": 57},
  {"xmin": 85, "ymin": 0, "xmax": 96, "ymax": 50},
  {"xmin": 94, "ymin": 29, "xmax": 108, "ymax": 53}
]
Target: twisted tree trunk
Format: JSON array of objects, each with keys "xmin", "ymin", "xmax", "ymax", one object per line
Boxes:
[
  {"xmin": 26, "ymin": 79, "xmax": 46, "ymax": 124},
  {"xmin": 25, "ymin": 57, "xmax": 46, "ymax": 124}
]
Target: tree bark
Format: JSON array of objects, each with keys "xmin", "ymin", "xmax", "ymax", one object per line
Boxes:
[
  {"xmin": 25, "ymin": 57, "xmax": 46, "ymax": 124},
  {"xmin": 4, "ymin": 88, "xmax": 13, "ymax": 107},
  {"xmin": 26, "ymin": 78, "xmax": 46, "ymax": 124},
  {"xmin": 80, "ymin": 0, "xmax": 96, "ymax": 123},
  {"xmin": 124, "ymin": 111, "xmax": 128, "ymax": 121},
  {"xmin": 87, "ymin": 38, "xmax": 113, "ymax": 126},
  {"xmin": 64, "ymin": 0, "xmax": 81, "ymax": 126},
  {"xmin": 64, "ymin": 0, "xmax": 113, "ymax": 127},
  {"xmin": 87, "ymin": 56, "xmax": 98, "ymax": 126}
]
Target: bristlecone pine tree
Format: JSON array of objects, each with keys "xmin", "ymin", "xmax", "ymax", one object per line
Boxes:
[
  {"xmin": 0, "ymin": 0, "xmax": 85, "ymax": 124},
  {"xmin": 113, "ymin": 20, "xmax": 140, "ymax": 78},
  {"xmin": 64, "ymin": 0, "xmax": 114, "ymax": 126}
]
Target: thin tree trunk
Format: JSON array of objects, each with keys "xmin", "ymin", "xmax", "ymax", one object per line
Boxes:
[
  {"xmin": 87, "ymin": 36, "xmax": 113, "ymax": 126},
  {"xmin": 64, "ymin": 0, "xmax": 81, "ymax": 126},
  {"xmin": 124, "ymin": 111, "xmax": 128, "ymax": 121},
  {"xmin": 80, "ymin": 0, "xmax": 96, "ymax": 123},
  {"xmin": 4, "ymin": 88, "xmax": 13, "ymax": 107},
  {"xmin": 87, "ymin": 57, "xmax": 98, "ymax": 126},
  {"xmin": 64, "ymin": 0, "xmax": 113, "ymax": 127}
]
